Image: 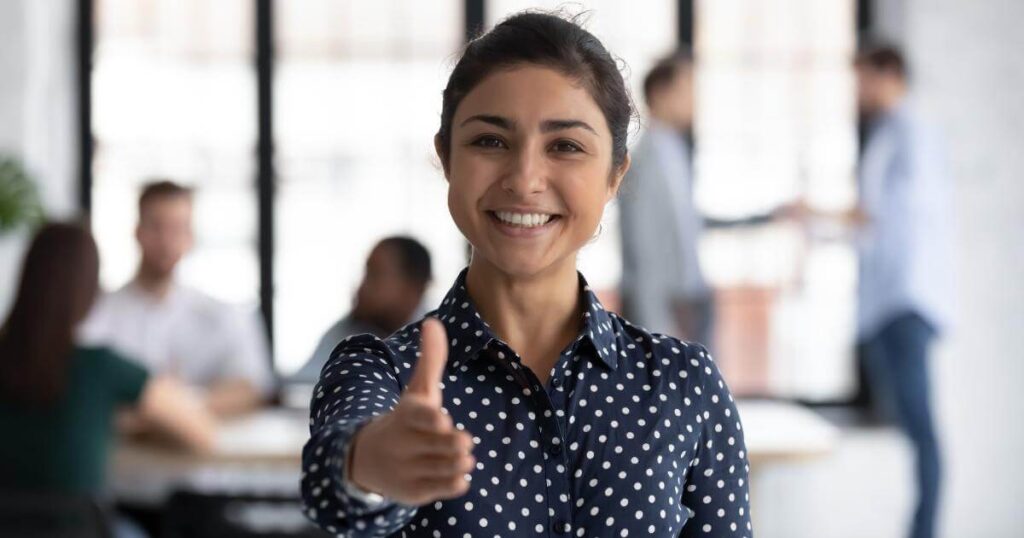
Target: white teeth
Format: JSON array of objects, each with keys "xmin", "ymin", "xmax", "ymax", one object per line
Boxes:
[{"xmin": 495, "ymin": 211, "xmax": 553, "ymax": 228}]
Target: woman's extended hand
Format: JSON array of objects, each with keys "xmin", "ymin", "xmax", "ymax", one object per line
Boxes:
[{"xmin": 348, "ymin": 318, "xmax": 476, "ymax": 505}]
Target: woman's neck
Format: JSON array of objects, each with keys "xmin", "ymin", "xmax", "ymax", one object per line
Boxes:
[{"xmin": 465, "ymin": 256, "xmax": 582, "ymax": 378}]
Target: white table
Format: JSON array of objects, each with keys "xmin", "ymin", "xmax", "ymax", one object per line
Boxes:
[
  {"xmin": 110, "ymin": 408, "xmax": 309, "ymax": 506},
  {"xmin": 736, "ymin": 399, "xmax": 840, "ymax": 466},
  {"xmin": 111, "ymin": 399, "xmax": 838, "ymax": 506}
]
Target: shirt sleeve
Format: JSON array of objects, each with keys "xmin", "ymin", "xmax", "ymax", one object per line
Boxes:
[
  {"xmin": 90, "ymin": 347, "xmax": 150, "ymax": 406},
  {"xmin": 680, "ymin": 345, "xmax": 753, "ymax": 537},
  {"xmin": 300, "ymin": 333, "xmax": 418, "ymax": 536}
]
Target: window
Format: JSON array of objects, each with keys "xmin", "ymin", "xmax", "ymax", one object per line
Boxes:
[
  {"xmin": 91, "ymin": 0, "xmax": 259, "ymax": 304},
  {"xmin": 86, "ymin": 1, "xmax": 860, "ymax": 400},
  {"xmin": 695, "ymin": 0, "xmax": 858, "ymax": 400},
  {"xmin": 272, "ymin": 0, "xmax": 463, "ymax": 374}
]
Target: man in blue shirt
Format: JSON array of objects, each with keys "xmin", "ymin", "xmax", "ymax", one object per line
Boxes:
[
  {"xmin": 854, "ymin": 45, "xmax": 953, "ymax": 538},
  {"xmin": 795, "ymin": 45, "xmax": 952, "ymax": 538}
]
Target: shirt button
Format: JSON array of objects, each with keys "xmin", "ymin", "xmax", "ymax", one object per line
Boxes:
[
  {"xmin": 549, "ymin": 443, "xmax": 562, "ymax": 456},
  {"xmin": 552, "ymin": 519, "xmax": 569, "ymax": 534},
  {"xmin": 551, "ymin": 376, "xmax": 562, "ymax": 388}
]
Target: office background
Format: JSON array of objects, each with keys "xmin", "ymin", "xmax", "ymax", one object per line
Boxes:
[{"xmin": 1, "ymin": 0, "xmax": 1022, "ymax": 536}]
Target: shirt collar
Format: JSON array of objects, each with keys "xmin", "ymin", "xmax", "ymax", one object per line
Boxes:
[{"xmin": 433, "ymin": 268, "xmax": 618, "ymax": 371}]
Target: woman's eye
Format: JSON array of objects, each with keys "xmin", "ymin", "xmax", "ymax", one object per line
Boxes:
[
  {"xmin": 552, "ymin": 141, "xmax": 583, "ymax": 153},
  {"xmin": 472, "ymin": 136, "xmax": 506, "ymax": 149}
]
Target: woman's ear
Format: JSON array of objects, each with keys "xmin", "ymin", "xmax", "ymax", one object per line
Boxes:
[
  {"xmin": 607, "ymin": 153, "xmax": 631, "ymax": 201},
  {"xmin": 434, "ymin": 134, "xmax": 450, "ymax": 180}
]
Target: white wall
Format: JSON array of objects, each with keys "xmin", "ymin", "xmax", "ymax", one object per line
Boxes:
[
  {"xmin": 908, "ymin": 0, "xmax": 1024, "ymax": 535},
  {"xmin": 0, "ymin": 0, "xmax": 78, "ymax": 315}
]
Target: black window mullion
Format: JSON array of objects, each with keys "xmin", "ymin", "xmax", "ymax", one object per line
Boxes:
[
  {"xmin": 464, "ymin": 0, "xmax": 485, "ymax": 43},
  {"xmin": 256, "ymin": 0, "xmax": 275, "ymax": 360},
  {"xmin": 77, "ymin": 0, "xmax": 94, "ymax": 217},
  {"xmin": 677, "ymin": 0, "xmax": 694, "ymax": 48}
]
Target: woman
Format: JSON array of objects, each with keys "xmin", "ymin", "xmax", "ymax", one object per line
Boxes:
[
  {"xmin": 301, "ymin": 12, "xmax": 752, "ymax": 537},
  {"xmin": 0, "ymin": 222, "xmax": 215, "ymax": 495}
]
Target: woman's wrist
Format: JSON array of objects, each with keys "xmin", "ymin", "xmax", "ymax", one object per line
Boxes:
[{"xmin": 345, "ymin": 419, "xmax": 387, "ymax": 500}]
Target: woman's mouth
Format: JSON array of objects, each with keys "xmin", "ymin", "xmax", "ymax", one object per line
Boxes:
[{"xmin": 486, "ymin": 210, "xmax": 561, "ymax": 237}]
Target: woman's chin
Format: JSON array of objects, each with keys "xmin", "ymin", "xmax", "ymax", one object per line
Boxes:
[{"xmin": 473, "ymin": 249, "xmax": 572, "ymax": 281}]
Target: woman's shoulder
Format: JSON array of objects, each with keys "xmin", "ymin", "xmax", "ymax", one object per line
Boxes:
[
  {"xmin": 73, "ymin": 345, "xmax": 135, "ymax": 368},
  {"xmin": 320, "ymin": 317, "xmax": 429, "ymax": 383},
  {"xmin": 608, "ymin": 312, "xmax": 720, "ymax": 383},
  {"xmin": 70, "ymin": 346, "xmax": 149, "ymax": 398}
]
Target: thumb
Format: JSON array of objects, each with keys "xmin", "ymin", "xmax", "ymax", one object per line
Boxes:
[{"xmin": 405, "ymin": 317, "xmax": 449, "ymax": 405}]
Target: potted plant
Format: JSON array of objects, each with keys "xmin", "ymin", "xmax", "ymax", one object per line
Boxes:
[{"xmin": 0, "ymin": 155, "xmax": 43, "ymax": 233}]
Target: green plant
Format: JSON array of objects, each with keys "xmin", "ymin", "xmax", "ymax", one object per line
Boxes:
[{"xmin": 0, "ymin": 155, "xmax": 43, "ymax": 233}]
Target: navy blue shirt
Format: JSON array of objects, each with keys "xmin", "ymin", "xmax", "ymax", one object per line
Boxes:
[{"xmin": 301, "ymin": 269, "xmax": 752, "ymax": 537}]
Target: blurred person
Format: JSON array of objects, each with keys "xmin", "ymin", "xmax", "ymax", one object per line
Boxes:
[
  {"xmin": 787, "ymin": 44, "xmax": 952, "ymax": 538},
  {"xmin": 854, "ymin": 45, "xmax": 951, "ymax": 538},
  {"xmin": 619, "ymin": 51, "xmax": 712, "ymax": 343},
  {"xmin": 300, "ymin": 13, "xmax": 751, "ymax": 537},
  {"xmin": 79, "ymin": 181, "xmax": 273, "ymax": 417},
  {"xmin": 290, "ymin": 236, "xmax": 432, "ymax": 383},
  {"xmin": 0, "ymin": 223, "xmax": 214, "ymax": 496}
]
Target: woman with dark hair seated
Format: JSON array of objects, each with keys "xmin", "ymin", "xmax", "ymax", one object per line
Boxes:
[{"xmin": 0, "ymin": 223, "xmax": 215, "ymax": 513}]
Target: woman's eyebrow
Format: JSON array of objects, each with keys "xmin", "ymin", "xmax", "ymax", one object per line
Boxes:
[
  {"xmin": 460, "ymin": 114, "xmax": 515, "ymax": 130},
  {"xmin": 540, "ymin": 119, "xmax": 597, "ymax": 135},
  {"xmin": 459, "ymin": 115, "xmax": 596, "ymax": 135}
]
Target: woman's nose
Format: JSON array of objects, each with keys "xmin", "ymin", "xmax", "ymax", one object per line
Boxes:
[{"xmin": 501, "ymin": 144, "xmax": 547, "ymax": 196}]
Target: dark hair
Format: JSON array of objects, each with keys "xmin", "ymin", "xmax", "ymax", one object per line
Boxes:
[
  {"xmin": 855, "ymin": 44, "xmax": 908, "ymax": 79},
  {"xmin": 437, "ymin": 11, "xmax": 634, "ymax": 172},
  {"xmin": 139, "ymin": 179, "xmax": 193, "ymax": 215},
  {"xmin": 643, "ymin": 49, "xmax": 693, "ymax": 107},
  {"xmin": 0, "ymin": 222, "xmax": 100, "ymax": 406},
  {"xmin": 378, "ymin": 236, "xmax": 432, "ymax": 287}
]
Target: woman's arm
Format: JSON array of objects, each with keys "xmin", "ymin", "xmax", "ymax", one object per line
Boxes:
[
  {"xmin": 679, "ymin": 345, "xmax": 753, "ymax": 537},
  {"xmin": 300, "ymin": 320, "xmax": 474, "ymax": 537},
  {"xmin": 204, "ymin": 378, "xmax": 265, "ymax": 417},
  {"xmin": 136, "ymin": 375, "xmax": 217, "ymax": 453}
]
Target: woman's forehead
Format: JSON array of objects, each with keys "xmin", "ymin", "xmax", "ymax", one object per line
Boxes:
[{"xmin": 452, "ymin": 65, "xmax": 610, "ymax": 134}]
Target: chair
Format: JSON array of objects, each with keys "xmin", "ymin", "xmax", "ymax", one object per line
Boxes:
[
  {"xmin": 0, "ymin": 488, "xmax": 112, "ymax": 538},
  {"xmin": 161, "ymin": 490, "xmax": 331, "ymax": 538}
]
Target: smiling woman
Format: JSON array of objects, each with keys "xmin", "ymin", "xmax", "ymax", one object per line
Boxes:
[{"xmin": 300, "ymin": 11, "xmax": 753, "ymax": 538}]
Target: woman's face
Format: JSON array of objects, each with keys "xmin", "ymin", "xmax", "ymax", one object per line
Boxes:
[{"xmin": 440, "ymin": 65, "xmax": 628, "ymax": 279}]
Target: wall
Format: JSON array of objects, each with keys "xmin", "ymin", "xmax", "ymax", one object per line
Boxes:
[{"xmin": 0, "ymin": 0, "xmax": 79, "ymax": 315}]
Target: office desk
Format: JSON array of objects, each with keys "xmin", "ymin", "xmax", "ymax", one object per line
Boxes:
[
  {"xmin": 111, "ymin": 399, "xmax": 838, "ymax": 506},
  {"xmin": 110, "ymin": 408, "xmax": 308, "ymax": 507},
  {"xmin": 736, "ymin": 399, "xmax": 840, "ymax": 466}
]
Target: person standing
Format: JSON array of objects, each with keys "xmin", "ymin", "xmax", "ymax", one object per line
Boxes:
[
  {"xmin": 619, "ymin": 51, "xmax": 713, "ymax": 344},
  {"xmin": 853, "ymin": 45, "xmax": 952, "ymax": 538},
  {"xmin": 299, "ymin": 13, "xmax": 751, "ymax": 537}
]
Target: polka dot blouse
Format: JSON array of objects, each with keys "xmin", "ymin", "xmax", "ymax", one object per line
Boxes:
[{"xmin": 301, "ymin": 269, "xmax": 752, "ymax": 537}]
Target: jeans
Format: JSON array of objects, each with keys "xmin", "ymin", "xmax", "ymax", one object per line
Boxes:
[{"xmin": 858, "ymin": 311, "xmax": 942, "ymax": 538}]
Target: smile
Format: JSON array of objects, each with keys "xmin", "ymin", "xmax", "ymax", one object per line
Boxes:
[
  {"xmin": 493, "ymin": 211, "xmax": 556, "ymax": 228},
  {"xmin": 486, "ymin": 210, "xmax": 561, "ymax": 237}
]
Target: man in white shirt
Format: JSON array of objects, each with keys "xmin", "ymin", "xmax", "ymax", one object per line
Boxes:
[{"xmin": 80, "ymin": 180, "xmax": 273, "ymax": 416}]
